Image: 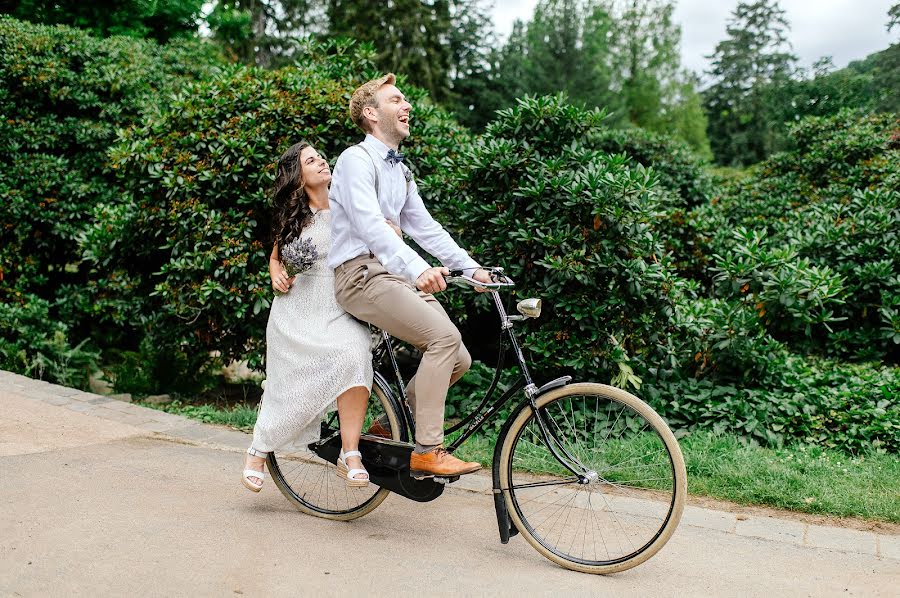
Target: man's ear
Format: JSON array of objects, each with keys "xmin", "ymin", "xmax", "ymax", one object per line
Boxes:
[{"xmin": 363, "ymin": 105, "xmax": 378, "ymax": 127}]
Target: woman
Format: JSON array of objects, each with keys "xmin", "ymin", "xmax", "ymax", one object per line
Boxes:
[{"xmin": 242, "ymin": 141, "xmax": 394, "ymax": 491}]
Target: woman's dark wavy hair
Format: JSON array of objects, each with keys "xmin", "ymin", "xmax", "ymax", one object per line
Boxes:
[{"xmin": 271, "ymin": 141, "xmax": 315, "ymax": 258}]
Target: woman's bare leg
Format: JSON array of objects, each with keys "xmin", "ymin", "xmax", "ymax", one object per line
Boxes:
[{"xmin": 336, "ymin": 386, "xmax": 370, "ymax": 479}]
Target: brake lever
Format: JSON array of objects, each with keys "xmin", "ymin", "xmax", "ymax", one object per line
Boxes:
[{"xmin": 446, "ymin": 267, "xmax": 514, "ymax": 289}]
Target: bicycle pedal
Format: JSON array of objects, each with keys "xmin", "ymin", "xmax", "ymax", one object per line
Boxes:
[{"xmin": 409, "ymin": 473, "xmax": 460, "ymax": 484}]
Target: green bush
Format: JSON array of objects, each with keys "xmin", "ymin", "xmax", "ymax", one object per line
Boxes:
[
  {"xmin": 644, "ymin": 357, "xmax": 899, "ymax": 453},
  {"xmin": 10, "ymin": 0, "xmax": 206, "ymax": 43},
  {"xmin": 0, "ymin": 16, "xmax": 224, "ymax": 293},
  {"xmin": 583, "ymin": 127, "xmax": 714, "ymax": 278},
  {"xmin": 692, "ymin": 110, "xmax": 900, "ymax": 361},
  {"xmin": 667, "ymin": 295, "xmax": 784, "ymax": 384},
  {"xmin": 86, "ymin": 39, "xmax": 469, "ymax": 372},
  {"xmin": 0, "ymin": 16, "xmax": 226, "ymax": 361},
  {"xmin": 3, "ymin": 23, "xmax": 894, "ymax": 455},
  {"xmin": 103, "ymin": 333, "xmax": 218, "ymax": 396},
  {"xmin": 0, "ymin": 294, "xmax": 98, "ymax": 388},
  {"xmin": 420, "ymin": 95, "xmax": 898, "ymax": 454},
  {"xmin": 424, "ymin": 94, "xmax": 683, "ymax": 384},
  {"xmin": 586, "ymin": 127, "xmax": 713, "ymax": 209},
  {"xmin": 709, "ymin": 228, "xmax": 847, "ymax": 338}
]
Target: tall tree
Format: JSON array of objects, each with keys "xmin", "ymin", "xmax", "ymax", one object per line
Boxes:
[
  {"xmin": 207, "ymin": 0, "xmax": 319, "ymax": 67},
  {"xmin": 447, "ymin": 0, "xmax": 496, "ymax": 84},
  {"xmin": 444, "ymin": 0, "xmax": 499, "ymax": 123},
  {"xmin": 605, "ymin": 0, "xmax": 710, "ymax": 155},
  {"xmin": 703, "ymin": 0, "xmax": 797, "ymax": 166},
  {"xmin": 581, "ymin": 2, "xmax": 619, "ymax": 113},
  {"xmin": 746, "ymin": 2, "xmax": 900, "ymax": 148},
  {"xmin": 877, "ymin": 3, "xmax": 900, "ymax": 114},
  {"xmin": 474, "ymin": 0, "xmax": 616, "ymax": 118},
  {"xmin": 489, "ymin": 19, "xmax": 529, "ymax": 111},
  {"xmin": 660, "ymin": 72, "xmax": 713, "ymax": 160},
  {"xmin": 326, "ymin": 0, "xmax": 453, "ymax": 101},
  {"xmin": 453, "ymin": 18, "xmax": 531, "ymax": 129},
  {"xmin": 522, "ymin": 0, "xmax": 616, "ymax": 109},
  {"xmin": 611, "ymin": 0, "xmax": 680, "ymax": 129},
  {"xmin": 523, "ymin": 0, "xmax": 586, "ymax": 94},
  {"xmin": 7, "ymin": 0, "xmax": 204, "ymax": 42},
  {"xmin": 458, "ymin": 0, "xmax": 710, "ymax": 153}
]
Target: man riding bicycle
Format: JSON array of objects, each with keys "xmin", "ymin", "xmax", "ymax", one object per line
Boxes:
[{"xmin": 329, "ymin": 73, "xmax": 494, "ymax": 478}]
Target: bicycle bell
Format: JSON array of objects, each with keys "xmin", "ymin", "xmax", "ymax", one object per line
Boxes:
[{"xmin": 516, "ymin": 297, "xmax": 542, "ymax": 318}]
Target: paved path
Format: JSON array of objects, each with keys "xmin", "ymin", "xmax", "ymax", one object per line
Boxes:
[{"xmin": 1, "ymin": 370, "xmax": 898, "ymax": 597}]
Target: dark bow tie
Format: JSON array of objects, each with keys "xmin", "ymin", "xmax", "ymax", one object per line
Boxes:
[{"xmin": 385, "ymin": 149, "xmax": 405, "ymax": 166}]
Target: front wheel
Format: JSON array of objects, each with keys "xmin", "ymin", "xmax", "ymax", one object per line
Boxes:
[{"xmin": 498, "ymin": 383, "xmax": 686, "ymax": 574}]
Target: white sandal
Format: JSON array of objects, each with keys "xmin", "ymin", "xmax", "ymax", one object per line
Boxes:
[
  {"xmin": 336, "ymin": 449, "xmax": 369, "ymax": 488},
  {"xmin": 242, "ymin": 447, "xmax": 267, "ymax": 492}
]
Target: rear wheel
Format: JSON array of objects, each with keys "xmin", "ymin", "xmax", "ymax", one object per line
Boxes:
[
  {"xmin": 267, "ymin": 377, "xmax": 402, "ymax": 521},
  {"xmin": 498, "ymin": 383, "xmax": 686, "ymax": 574}
]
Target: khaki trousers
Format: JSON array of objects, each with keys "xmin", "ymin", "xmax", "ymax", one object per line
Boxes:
[{"xmin": 334, "ymin": 255, "xmax": 471, "ymax": 445}]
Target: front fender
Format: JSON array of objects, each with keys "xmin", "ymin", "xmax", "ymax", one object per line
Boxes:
[{"xmin": 490, "ymin": 375, "xmax": 571, "ymax": 543}]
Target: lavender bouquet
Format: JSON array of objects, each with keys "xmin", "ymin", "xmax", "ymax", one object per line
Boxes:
[{"xmin": 275, "ymin": 236, "xmax": 319, "ymax": 295}]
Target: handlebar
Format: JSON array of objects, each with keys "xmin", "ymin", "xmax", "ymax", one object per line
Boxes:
[{"xmin": 445, "ymin": 267, "xmax": 515, "ymax": 290}]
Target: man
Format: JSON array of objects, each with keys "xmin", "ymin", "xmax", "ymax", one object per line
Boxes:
[{"xmin": 329, "ymin": 73, "xmax": 493, "ymax": 477}]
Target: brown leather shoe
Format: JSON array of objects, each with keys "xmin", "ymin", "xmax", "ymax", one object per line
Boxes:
[
  {"xmin": 366, "ymin": 419, "xmax": 391, "ymax": 438},
  {"xmin": 409, "ymin": 447, "xmax": 481, "ymax": 477}
]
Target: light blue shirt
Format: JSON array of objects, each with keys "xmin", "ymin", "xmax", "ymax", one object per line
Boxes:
[{"xmin": 328, "ymin": 134, "xmax": 480, "ymax": 282}]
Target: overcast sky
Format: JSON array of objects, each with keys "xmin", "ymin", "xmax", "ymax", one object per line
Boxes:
[{"xmin": 491, "ymin": 0, "xmax": 898, "ymax": 77}]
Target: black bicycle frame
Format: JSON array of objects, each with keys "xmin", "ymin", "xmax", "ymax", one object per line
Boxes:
[{"xmin": 375, "ymin": 289, "xmax": 588, "ymax": 480}]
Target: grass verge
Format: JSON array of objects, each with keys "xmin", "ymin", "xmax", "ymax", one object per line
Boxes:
[
  {"xmin": 147, "ymin": 400, "xmax": 258, "ymax": 432},
  {"xmin": 142, "ymin": 400, "xmax": 899, "ymax": 523}
]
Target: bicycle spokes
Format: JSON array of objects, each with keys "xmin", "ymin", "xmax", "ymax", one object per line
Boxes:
[
  {"xmin": 503, "ymin": 387, "xmax": 683, "ymax": 569},
  {"xmin": 267, "ymin": 380, "xmax": 400, "ymax": 520}
]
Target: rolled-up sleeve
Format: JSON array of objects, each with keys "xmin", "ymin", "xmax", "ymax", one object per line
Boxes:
[
  {"xmin": 331, "ymin": 151, "xmax": 431, "ymax": 282},
  {"xmin": 400, "ymin": 178, "xmax": 480, "ymax": 273}
]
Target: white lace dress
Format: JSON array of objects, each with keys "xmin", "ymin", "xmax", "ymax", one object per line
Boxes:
[{"xmin": 251, "ymin": 208, "xmax": 373, "ymax": 453}]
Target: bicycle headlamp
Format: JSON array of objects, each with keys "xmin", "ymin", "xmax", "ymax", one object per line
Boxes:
[{"xmin": 516, "ymin": 298, "xmax": 542, "ymax": 318}]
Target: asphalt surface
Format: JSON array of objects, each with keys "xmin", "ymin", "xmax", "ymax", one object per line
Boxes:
[{"xmin": 1, "ymin": 372, "xmax": 898, "ymax": 597}]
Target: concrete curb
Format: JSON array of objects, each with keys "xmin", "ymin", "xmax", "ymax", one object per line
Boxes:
[{"xmin": 2, "ymin": 369, "xmax": 897, "ymax": 562}]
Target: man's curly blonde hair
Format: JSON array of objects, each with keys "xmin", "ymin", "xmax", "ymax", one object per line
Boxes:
[{"xmin": 349, "ymin": 73, "xmax": 396, "ymax": 132}]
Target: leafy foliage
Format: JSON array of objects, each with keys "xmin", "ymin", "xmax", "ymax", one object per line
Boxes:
[
  {"xmin": 0, "ymin": 296, "xmax": 98, "ymax": 388},
  {"xmin": 1, "ymin": 19, "xmax": 896, "ymax": 455},
  {"xmin": 491, "ymin": 1, "xmax": 618, "ymax": 118},
  {"xmin": 766, "ymin": 55, "xmax": 896, "ymax": 135},
  {"xmin": 644, "ymin": 357, "xmax": 899, "ymax": 453},
  {"xmin": 425, "ymin": 94, "xmax": 682, "ymax": 384},
  {"xmin": 326, "ymin": 0, "xmax": 453, "ymax": 102},
  {"xmin": 148, "ymin": 399, "xmax": 259, "ymax": 432},
  {"xmin": 450, "ymin": 0, "xmax": 711, "ymax": 157},
  {"xmin": 0, "ymin": 16, "xmax": 226, "ymax": 359},
  {"xmin": 208, "ymin": 0, "xmax": 321, "ymax": 67},
  {"xmin": 693, "ymin": 110, "xmax": 900, "ymax": 361},
  {"xmin": 9, "ymin": 0, "xmax": 206, "ymax": 42},
  {"xmin": 87, "ymin": 39, "xmax": 468, "ymax": 373},
  {"xmin": 583, "ymin": 127, "xmax": 714, "ymax": 276},
  {"xmin": 586, "ymin": 126, "xmax": 713, "ymax": 209},
  {"xmin": 426, "ymin": 94, "xmax": 898, "ymax": 453}
]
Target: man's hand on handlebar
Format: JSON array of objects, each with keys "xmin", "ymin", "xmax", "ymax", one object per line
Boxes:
[
  {"xmin": 416, "ymin": 266, "xmax": 449, "ymax": 294},
  {"xmin": 418, "ymin": 266, "xmax": 509, "ymax": 294},
  {"xmin": 471, "ymin": 268, "xmax": 494, "ymax": 293}
]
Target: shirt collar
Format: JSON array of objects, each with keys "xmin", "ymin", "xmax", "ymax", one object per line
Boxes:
[{"xmin": 364, "ymin": 134, "xmax": 394, "ymax": 159}]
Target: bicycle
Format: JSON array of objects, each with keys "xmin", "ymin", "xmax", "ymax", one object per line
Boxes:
[{"xmin": 266, "ymin": 268, "xmax": 687, "ymax": 574}]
